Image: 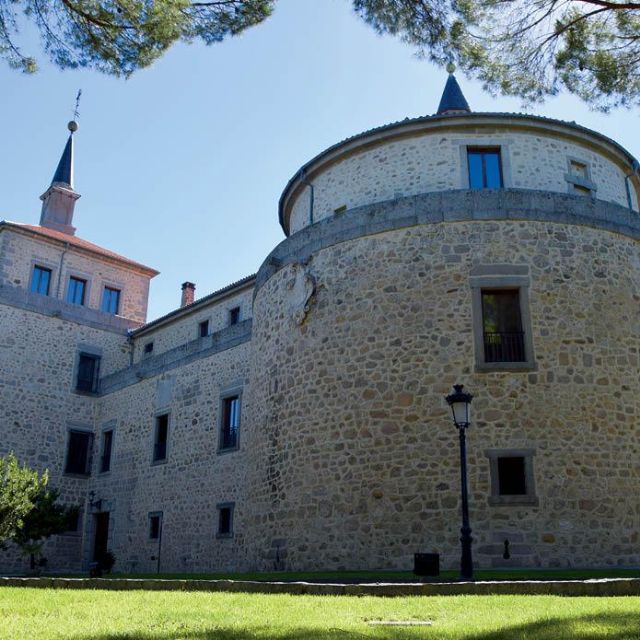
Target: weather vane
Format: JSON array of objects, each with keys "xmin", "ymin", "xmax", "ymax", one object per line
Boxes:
[{"xmin": 68, "ymin": 89, "xmax": 82, "ymax": 134}]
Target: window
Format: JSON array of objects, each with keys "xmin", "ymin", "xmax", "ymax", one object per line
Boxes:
[
  {"xmin": 144, "ymin": 342, "xmax": 154, "ymax": 356},
  {"xmin": 470, "ymin": 266, "xmax": 536, "ymax": 372},
  {"xmin": 64, "ymin": 508, "xmax": 82, "ymax": 534},
  {"xmin": 100, "ymin": 430, "xmax": 113, "ymax": 473},
  {"xmin": 481, "ymin": 290, "xmax": 525, "ymax": 363},
  {"xmin": 229, "ymin": 307, "xmax": 240, "ymax": 326},
  {"xmin": 199, "ymin": 320, "xmax": 210, "ymax": 338},
  {"xmin": 65, "ymin": 430, "xmax": 93, "ymax": 475},
  {"xmin": 153, "ymin": 414, "xmax": 169, "ymax": 463},
  {"xmin": 467, "ymin": 148, "xmax": 503, "ymax": 189},
  {"xmin": 486, "ymin": 449, "xmax": 538, "ymax": 506},
  {"xmin": 149, "ymin": 512, "xmax": 163, "ymax": 540},
  {"xmin": 101, "ymin": 287, "xmax": 121, "ymax": 315},
  {"xmin": 565, "ymin": 158, "xmax": 596, "ymax": 197},
  {"xmin": 217, "ymin": 502, "xmax": 234, "ymax": 538},
  {"xmin": 219, "ymin": 395, "xmax": 240, "ymax": 451},
  {"xmin": 31, "ymin": 265, "xmax": 51, "ymax": 296},
  {"xmin": 67, "ymin": 276, "xmax": 86, "ymax": 306},
  {"xmin": 76, "ymin": 353, "xmax": 100, "ymax": 393}
]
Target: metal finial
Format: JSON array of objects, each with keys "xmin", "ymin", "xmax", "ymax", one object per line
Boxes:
[
  {"xmin": 446, "ymin": 62, "xmax": 456, "ymax": 74},
  {"xmin": 68, "ymin": 89, "xmax": 82, "ymax": 133}
]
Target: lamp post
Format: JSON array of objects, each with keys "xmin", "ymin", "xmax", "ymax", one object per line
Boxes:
[{"xmin": 445, "ymin": 383, "xmax": 474, "ymax": 580}]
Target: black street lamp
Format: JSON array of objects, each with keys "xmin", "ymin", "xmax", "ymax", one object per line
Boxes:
[{"xmin": 445, "ymin": 383, "xmax": 474, "ymax": 580}]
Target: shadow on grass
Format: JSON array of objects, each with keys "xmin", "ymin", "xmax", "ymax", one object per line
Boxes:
[{"xmin": 68, "ymin": 612, "xmax": 640, "ymax": 640}]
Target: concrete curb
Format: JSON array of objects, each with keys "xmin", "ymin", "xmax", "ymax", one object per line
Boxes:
[{"xmin": 1, "ymin": 577, "xmax": 639, "ymax": 597}]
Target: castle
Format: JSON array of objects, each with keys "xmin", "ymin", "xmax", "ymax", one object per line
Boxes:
[{"xmin": 1, "ymin": 74, "xmax": 639, "ymax": 574}]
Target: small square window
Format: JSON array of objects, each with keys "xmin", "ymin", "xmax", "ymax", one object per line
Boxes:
[
  {"xmin": 217, "ymin": 503, "xmax": 234, "ymax": 538},
  {"xmin": 101, "ymin": 287, "xmax": 121, "ymax": 315},
  {"xmin": 570, "ymin": 160, "xmax": 588, "ymax": 179},
  {"xmin": 31, "ymin": 265, "xmax": 51, "ymax": 296},
  {"xmin": 229, "ymin": 307, "xmax": 240, "ymax": 326},
  {"xmin": 468, "ymin": 148, "xmax": 503, "ymax": 189},
  {"xmin": 100, "ymin": 430, "xmax": 113, "ymax": 473},
  {"xmin": 149, "ymin": 512, "xmax": 163, "ymax": 540},
  {"xmin": 65, "ymin": 430, "xmax": 93, "ymax": 475},
  {"xmin": 486, "ymin": 449, "xmax": 538, "ymax": 506},
  {"xmin": 67, "ymin": 276, "xmax": 87, "ymax": 306},
  {"xmin": 76, "ymin": 353, "xmax": 100, "ymax": 393},
  {"xmin": 144, "ymin": 342, "xmax": 154, "ymax": 356},
  {"xmin": 153, "ymin": 414, "xmax": 169, "ymax": 463},
  {"xmin": 199, "ymin": 320, "xmax": 210, "ymax": 338},
  {"xmin": 219, "ymin": 395, "xmax": 240, "ymax": 451}
]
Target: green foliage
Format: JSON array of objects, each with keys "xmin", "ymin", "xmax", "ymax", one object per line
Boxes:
[
  {"xmin": 0, "ymin": 453, "xmax": 46, "ymax": 544},
  {"xmin": 352, "ymin": 1, "xmax": 640, "ymax": 110},
  {"xmin": 0, "ymin": 0, "xmax": 275, "ymax": 76},
  {"xmin": 11, "ymin": 486, "xmax": 79, "ymax": 569}
]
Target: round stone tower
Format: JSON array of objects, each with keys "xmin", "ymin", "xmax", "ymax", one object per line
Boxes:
[{"xmin": 243, "ymin": 74, "xmax": 640, "ymax": 571}]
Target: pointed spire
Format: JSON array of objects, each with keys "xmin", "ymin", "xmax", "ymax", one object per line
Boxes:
[
  {"xmin": 40, "ymin": 121, "xmax": 80, "ymax": 236},
  {"xmin": 437, "ymin": 64, "xmax": 471, "ymax": 116}
]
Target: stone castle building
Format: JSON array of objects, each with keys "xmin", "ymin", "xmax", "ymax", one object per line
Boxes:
[{"xmin": 1, "ymin": 74, "xmax": 639, "ymax": 574}]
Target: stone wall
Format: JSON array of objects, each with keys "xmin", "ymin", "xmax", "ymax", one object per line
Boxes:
[
  {"xmin": 0, "ymin": 302, "xmax": 130, "ymax": 573},
  {"xmin": 0, "ymin": 228, "xmax": 152, "ymax": 323},
  {"xmin": 246, "ymin": 218, "xmax": 640, "ymax": 571},
  {"xmin": 288, "ymin": 125, "xmax": 638, "ymax": 234}
]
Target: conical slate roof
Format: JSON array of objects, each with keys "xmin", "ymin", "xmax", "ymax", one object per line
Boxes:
[
  {"xmin": 51, "ymin": 134, "xmax": 74, "ymax": 187},
  {"xmin": 437, "ymin": 73, "xmax": 471, "ymax": 115}
]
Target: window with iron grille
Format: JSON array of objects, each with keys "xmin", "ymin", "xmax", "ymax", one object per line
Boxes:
[
  {"xmin": 219, "ymin": 395, "xmax": 240, "ymax": 451},
  {"xmin": 153, "ymin": 414, "xmax": 169, "ymax": 463},
  {"xmin": 76, "ymin": 353, "xmax": 100, "ymax": 393},
  {"xmin": 31, "ymin": 265, "xmax": 52, "ymax": 296},
  {"xmin": 481, "ymin": 289, "xmax": 525, "ymax": 363},
  {"xmin": 65, "ymin": 430, "xmax": 93, "ymax": 475}
]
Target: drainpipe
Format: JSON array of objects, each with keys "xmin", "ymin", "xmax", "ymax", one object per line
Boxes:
[
  {"xmin": 299, "ymin": 169, "xmax": 315, "ymax": 225},
  {"xmin": 624, "ymin": 160, "xmax": 640, "ymax": 212},
  {"xmin": 127, "ymin": 331, "xmax": 135, "ymax": 366},
  {"xmin": 56, "ymin": 241, "xmax": 70, "ymax": 298}
]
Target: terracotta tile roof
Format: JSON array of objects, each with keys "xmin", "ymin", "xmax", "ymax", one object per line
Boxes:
[{"xmin": 0, "ymin": 221, "xmax": 159, "ymax": 276}]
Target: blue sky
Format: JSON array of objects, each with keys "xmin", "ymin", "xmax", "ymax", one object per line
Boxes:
[{"xmin": 2, "ymin": 0, "xmax": 639, "ymax": 321}]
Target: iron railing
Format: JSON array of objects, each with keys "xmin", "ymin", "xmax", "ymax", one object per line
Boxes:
[{"xmin": 483, "ymin": 332, "xmax": 526, "ymax": 363}]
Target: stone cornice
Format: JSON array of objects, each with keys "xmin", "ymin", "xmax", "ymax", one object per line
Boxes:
[{"xmin": 259, "ymin": 188, "xmax": 640, "ymax": 297}]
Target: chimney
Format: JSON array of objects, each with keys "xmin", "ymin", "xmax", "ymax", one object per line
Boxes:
[{"xmin": 181, "ymin": 282, "xmax": 195, "ymax": 308}]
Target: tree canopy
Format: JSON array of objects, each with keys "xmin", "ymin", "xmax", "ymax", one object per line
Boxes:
[
  {"xmin": 0, "ymin": 453, "xmax": 47, "ymax": 543},
  {"xmin": 2, "ymin": 1, "xmax": 639, "ymax": 108}
]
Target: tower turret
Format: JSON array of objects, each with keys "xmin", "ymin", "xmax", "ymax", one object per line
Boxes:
[
  {"xmin": 39, "ymin": 120, "xmax": 80, "ymax": 236},
  {"xmin": 437, "ymin": 64, "xmax": 471, "ymax": 116}
]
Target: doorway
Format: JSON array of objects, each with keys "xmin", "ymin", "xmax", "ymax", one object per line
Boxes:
[{"xmin": 93, "ymin": 512, "xmax": 110, "ymax": 561}]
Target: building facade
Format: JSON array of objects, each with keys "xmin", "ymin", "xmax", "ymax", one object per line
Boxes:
[{"xmin": 1, "ymin": 76, "xmax": 639, "ymax": 574}]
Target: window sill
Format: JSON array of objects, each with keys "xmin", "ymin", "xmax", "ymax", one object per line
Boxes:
[
  {"xmin": 488, "ymin": 495, "xmax": 539, "ymax": 507},
  {"xmin": 63, "ymin": 472, "xmax": 91, "ymax": 479},
  {"xmin": 475, "ymin": 360, "xmax": 537, "ymax": 373},
  {"xmin": 216, "ymin": 533, "xmax": 234, "ymax": 539},
  {"xmin": 150, "ymin": 458, "xmax": 168, "ymax": 466},
  {"xmin": 217, "ymin": 446, "xmax": 239, "ymax": 455},
  {"xmin": 73, "ymin": 389, "xmax": 99, "ymax": 397}
]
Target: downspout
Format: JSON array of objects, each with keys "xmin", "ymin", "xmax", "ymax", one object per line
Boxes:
[
  {"xmin": 624, "ymin": 160, "xmax": 640, "ymax": 212},
  {"xmin": 299, "ymin": 169, "xmax": 315, "ymax": 225},
  {"xmin": 56, "ymin": 241, "xmax": 70, "ymax": 298},
  {"xmin": 127, "ymin": 331, "xmax": 135, "ymax": 366}
]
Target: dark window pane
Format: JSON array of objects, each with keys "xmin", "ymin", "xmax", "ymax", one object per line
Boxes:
[
  {"xmin": 149, "ymin": 514, "xmax": 161, "ymax": 539},
  {"xmin": 482, "ymin": 290, "xmax": 525, "ymax": 363},
  {"xmin": 484, "ymin": 152, "xmax": 502, "ymax": 188},
  {"xmin": 144, "ymin": 342, "xmax": 154, "ymax": 355},
  {"xmin": 498, "ymin": 457, "xmax": 527, "ymax": 495},
  {"xmin": 200, "ymin": 320, "xmax": 209, "ymax": 337},
  {"xmin": 67, "ymin": 277, "xmax": 86, "ymax": 305},
  {"xmin": 218, "ymin": 507, "xmax": 232, "ymax": 535},
  {"xmin": 100, "ymin": 430, "xmax": 113, "ymax": 473},
  {"xmin": 101, "ymin": 287, "xmax": 120, "ymax": 314},
  {"xmin": 221, "ymin": 396, "xmax": 239, "ymax": 450},
  {"xmin": 76, "ymin": 354, "xmax": 100, "ymax": 392},
  {"xmin": 467, "ymin": 152, "xmax": 485, "ymax": 189},
  {"xmin": 229, "ymin": 307, "xmax": 240, "ymax": 326},
  {"xmin": 31, "ymin": 266, "xmax": 51, "ymax": 296},
  {"xmin": 65, "ymin": 431, "xmax": 92, "ymax": 475},
  {"xmin": 154, "ymin": 415, "xmax": 168, "ymax": 461}
]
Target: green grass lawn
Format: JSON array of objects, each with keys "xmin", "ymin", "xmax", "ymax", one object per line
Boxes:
[
  {"xmin": 102, "ymin": 568, "xmax": 640, "ymax": 582},
  {"xmin": 1, "ymin": 588, "xmax": 639, "ymax": 639}
]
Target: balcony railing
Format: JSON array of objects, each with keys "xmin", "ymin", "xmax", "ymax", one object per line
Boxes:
[{"xmin": 483, "ymin": 332, "xmax": 526, "ymax": 363}]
